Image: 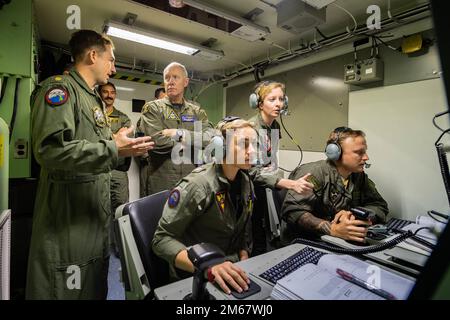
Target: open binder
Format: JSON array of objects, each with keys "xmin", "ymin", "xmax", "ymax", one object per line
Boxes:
[{"xmin": 271, "ymin": 249, "xmax": 415, "ymax": 300}]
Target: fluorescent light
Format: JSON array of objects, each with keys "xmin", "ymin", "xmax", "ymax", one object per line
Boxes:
[
  {"xmin": 115, "ymin": 86, "xmax": 135, "ymax": 92},
  {"xmin": 105, "ymin": 21, "xmax": 224, "ymax": 60},
  {"xmin": 106, "ymin": 26, "xmax": 198, "ymax": 55},
  {"xmin": 312, "ymin": 77, "xmax": 346, "ymax": 90}
]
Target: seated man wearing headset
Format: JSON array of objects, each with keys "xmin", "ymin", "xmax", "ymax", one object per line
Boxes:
[
  {"xmin": 152, "ymin": 117, "xmax": 257, "ymax": 295},
  {"xmin": 281, "ymin": 127, "xmax": 389, "ymax": 244}
]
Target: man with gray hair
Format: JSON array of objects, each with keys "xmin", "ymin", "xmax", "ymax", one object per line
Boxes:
[{"xmin": 138, "ymin": 62, "xmax": 215, "ymax": 195}]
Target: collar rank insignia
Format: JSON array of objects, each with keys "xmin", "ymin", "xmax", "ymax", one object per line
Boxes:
[
  {"xmin": 45, "ymin": 86, "xmax": 69, "ymax": 107},
  {"xmin": 168, "ymin": 189, "xmax": 181, "ymax": 208},
  {"xmin": 247, "ymin": 195, "xmax": 254, "ymax": 213},
  {"xmin": 93, "ymin": 106, "xmax": 106, "ymax": 127},
  {"xmin": 216, "ymin": 191, "xmax": 226, "ymax": 214}
]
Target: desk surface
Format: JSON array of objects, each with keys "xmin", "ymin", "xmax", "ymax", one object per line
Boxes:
[
  {"xmin": 154, "ymin": 239, "xmax": 422, "ymax": 300},
  {"xmin": 154, "ymin": 243, "xmax": 307, "ymax": 300}
]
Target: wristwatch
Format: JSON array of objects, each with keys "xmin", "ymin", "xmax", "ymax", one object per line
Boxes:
[{"xmin": 175, "ymin": 129, "xmax": 184, "ymax": 142}]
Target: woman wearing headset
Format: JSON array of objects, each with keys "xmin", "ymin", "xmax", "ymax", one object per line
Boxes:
[
  {"xmin": 248, "ymin": 81, "xmax": 313, "ymax": 256},
  {"xmin": 153, "ymin": 117, "xmax": 257, "ymax": 295}
]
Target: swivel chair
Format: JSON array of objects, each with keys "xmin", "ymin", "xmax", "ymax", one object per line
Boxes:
[{"xmin": 114, "ymin": 190, "xmax": 170, "ymax": 299}]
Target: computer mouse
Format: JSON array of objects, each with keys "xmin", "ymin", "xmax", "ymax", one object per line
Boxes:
[{"xmin": 230, "ymin": 279, "xmax": 261, "ymax": 299}]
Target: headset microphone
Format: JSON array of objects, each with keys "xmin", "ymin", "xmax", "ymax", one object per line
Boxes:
[{"xmin": 364, "ymin": 163, "xmax": 372, "ymax": 169}]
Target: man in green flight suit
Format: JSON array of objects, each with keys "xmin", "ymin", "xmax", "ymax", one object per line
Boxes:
[
  {"xmin": 99, "ymin": 82, "xmax": 131, "ymax": 254},
  {"xmin": 282, "ymin": 127, "xmax": 389, "ymax": 244},
  {"xmin": 138, "ymin": 62, "xmax": 215, "ymax": 196},
  {"xmin": 137, "ymin": 87, "xmax": 167, "ymax": 198},
  {"xmin": 152, "ymin": 117, "xmax": 257, "ymax": 295},
  {"xmin": 26, "ymin": 30, "xmax": 154, "ymax": 300}
]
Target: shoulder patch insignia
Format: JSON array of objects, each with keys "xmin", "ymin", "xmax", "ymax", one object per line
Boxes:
[
  {"xmin": 215, "ymin": 191, "xmax": 226, "ymax": 214},
  {"xmin": 45, "ymin": 86, "xmax": 69, "ymax": 107},
  {"xmin": 168, "ymin": 189, "xmax": 181, "ymax": 208},
  {"xmin": 93, "ymin": 106, "xmax": 106, "ymax": 127}
]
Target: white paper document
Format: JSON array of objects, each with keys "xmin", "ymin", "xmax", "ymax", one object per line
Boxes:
[{"xmin": 271, "ymin": 252, "xmax": 415, "ymax": 300}]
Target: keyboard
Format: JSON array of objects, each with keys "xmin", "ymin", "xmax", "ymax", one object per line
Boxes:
[
  {"xmin": 259, "ymin": 247, "xmax": 326, "ymax": 284},
  {"xmin": 386, "ymin": 218, "xmax": 413, "ymax": 231}
]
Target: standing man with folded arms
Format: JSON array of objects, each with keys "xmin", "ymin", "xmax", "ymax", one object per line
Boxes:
[
  {"xmin": 26, "ymin": 30, "xmax": 154, "ymax": 300},
  {"xmin": 138, "ymin": 62, "xmax": 215, "ymax": 196},
  {"xmin": 137, "ymin": 86, "xmax": 167, "ymax": 197}
]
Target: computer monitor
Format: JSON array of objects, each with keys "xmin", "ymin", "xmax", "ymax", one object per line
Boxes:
[
  {"xmin": 0, "ymin": 209, "xmax": 11, "ymax": 300},
  {"xmin": 408, "ymin": 0, "xmax": 450, "ymax": 300}
]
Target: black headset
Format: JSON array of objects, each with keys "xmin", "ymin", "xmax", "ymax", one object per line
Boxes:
[
  {"xmin": 249, "ymin": 81, "xmax": 289, "ymax": 115},
  {"xmin": 324, "ymin": 126, "xmax": 351, "ymax": 161}
]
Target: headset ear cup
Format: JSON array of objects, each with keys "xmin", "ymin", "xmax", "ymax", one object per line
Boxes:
[
  {"xmin": 249, "ymin": 93, "xmax": 259, "ymax": 109},
  {"xmin": 325, "ymin": 142, "xmax": 341, "ymax": 161},
  {"xmin": 284, "ymin": 95, "xmax": 289, "ymax": 108},
  {"xmin": 210, "ymin": 135, "xmax": 225, "ymax": 160}
]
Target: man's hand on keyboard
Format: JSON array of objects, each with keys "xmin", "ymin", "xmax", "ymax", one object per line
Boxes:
[
  {"xmin": 331, "ymin": 211, "xmax": 371, "ymax": 242},
  {"xmin": 209, "ymin": 261, "xmax": 250, "ymax": 295}
]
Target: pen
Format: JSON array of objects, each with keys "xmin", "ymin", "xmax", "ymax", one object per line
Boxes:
[{"xmin": 336, "ymin": 268, "xmax": 397, "ymax": 300}]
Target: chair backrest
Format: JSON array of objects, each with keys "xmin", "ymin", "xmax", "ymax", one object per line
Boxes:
[
  {"xmin": 273, "ymin": 188, "xmax": 287, "ymax": 214},
  {"xmin": 120, "ymin": 190, "xmax": 170, "ymax": 293},
  {"xmin": 265, "ymin": 188, "xmax": 288, "ymax": 240}
]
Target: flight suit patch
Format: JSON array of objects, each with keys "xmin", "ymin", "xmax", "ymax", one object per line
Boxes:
[
  {"xmin": 216, "ymin": 191, "xmax": 226, "ymax": 214},
  {"xmin": 181, "ymin": 115, "xmax": 197, "ymax": 122},
  {"xmin": 93, "ymin": 106, "xmax": 106, "ymax": 127},
  {"xmin": 168, "ymin": 189, "xmax": 181, "ymax": 208},
  {"xmin": 247, "ymin": 195, "xmax": 254, "ymax": 213},
  {"xmin": 45, "ymin": 86, "xmax": 69, "ymax": 107},
  {"xmin": 166, "ymin": 110, "xmax": 180, "ymax": 121},
  {"xmin": 108, "ymin": 116, "xmax": 119, "ymax": 123}
]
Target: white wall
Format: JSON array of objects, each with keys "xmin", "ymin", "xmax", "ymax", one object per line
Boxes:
[
  {"xmin": 278, "ymin": 150, "xmax": 326, "ymax": 178},
  {"xmin": 110, "ymin": 79, "xmax": 161, "ymax": 201},
  {"xmin": 349, "ymin": 78, "xmax": 449, "ymax": 220}
]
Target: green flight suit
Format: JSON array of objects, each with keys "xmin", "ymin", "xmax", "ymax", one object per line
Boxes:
[
  {"xmin": 135, "ymin": 117, "xmax": 150, "ymax": 198},
  {"xmin": 248, "ymin": 112, "xmax": 283, "ymax": 188},
  {"xmin": 138, "ymin": 97, "xmax": 214, "ymax": 196},
  {"xmin": 26, "ymin": 70, "xmax": 118, "ymax": 300},
  {"xmin": 106, "ymin": 107, "xmax": 131, "ymax": 216},
  {"xmin": 248, "ymin": 113, "xmax": 284, "ymax": 255},
  {"xmin": 281, "ymin": 159, "xmax": 389, "ymax": 243},
  {"xmin": 152, "ymin": 163, "xmax": 254, "ymax": 281}
]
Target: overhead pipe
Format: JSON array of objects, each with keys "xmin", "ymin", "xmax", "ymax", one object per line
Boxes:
[{"xmin": 226, "ymin": 3, "xmax": 431, "ymax": 87}]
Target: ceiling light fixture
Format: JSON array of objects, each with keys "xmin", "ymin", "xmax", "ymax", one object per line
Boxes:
[
  {"xmin": 104, "ymin": 20, "xmax": 224, "ymax": 61},
  {"xmin": 168, "ymin": 0, "xmax": 185, "ymax": 8},
  {"xmin": 182, "ymin": 0, "xmax": 270, "ymax": 41}
]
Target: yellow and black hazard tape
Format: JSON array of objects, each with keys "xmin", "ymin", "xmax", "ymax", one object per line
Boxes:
[{"xmin": 111, "ymin": 73, "xmax": 163, "ymax": 85}]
